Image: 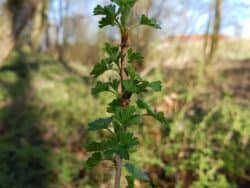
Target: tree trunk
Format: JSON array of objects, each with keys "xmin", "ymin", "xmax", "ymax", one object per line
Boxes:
[
  {"xmin": 30, "ymin": 0, "xmax": 48, "ymax": 50},
  {"xmin": 56, "ymin": 0, "xmax": 65, "ymax": 61},
  {"xmin": 0, "ymin": 0, "xmax": 47, "ymax": 65},
  {"xmin": 207, "ymin": 0, "xmax": 222, "ymax": 64},
  {"xmin": 203, "ymin": 1, "xmax": 213, "ymax": 57},
  {"xmin": 0, "ymin": 7, "xmax": 14, "ymax": 66}
]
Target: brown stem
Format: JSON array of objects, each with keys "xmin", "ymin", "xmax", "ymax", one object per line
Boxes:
[
  {"xmin": 114, "ymin": 29, "xmax": 129, "ymax": 188},
  {"xmin": 120, "ymin": 31, "xmax": 129, "ymax": 94},
  {"xmin": 114, "ymin": 155, "xmax": 122, "ymax": 188}
]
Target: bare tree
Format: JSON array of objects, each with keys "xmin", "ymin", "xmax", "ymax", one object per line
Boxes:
[
  {"xmin": 0, "ymin": 0, "xmax": 48, "ymax": 65},
  {"xmin": 207, "ymin": 0, "xmax": 222, "ymax": 64},
  {"xmin": 30, "ymin": 0, "xmax": 49, "ymax": 49}
]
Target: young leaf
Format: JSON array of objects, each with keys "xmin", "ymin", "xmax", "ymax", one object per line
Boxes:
[
  {"xmin": 112, "ymin": 0, "xmax": 137, "ymax": 25},
  {"xmin": 128, "ymin": 48, "xmax": 144, "ymax": 63},
  {"xmin": 114, "ymin": 106, "xmax": 141, "ymax": 126},
  {"xmin": 105, "ymin": 43, "xmax": 119, "ymax": 56},
  {"xmin": 90, "ymin": 59, "xmax": 110, "ymax": 77},
  {"xmin": 110, "ymin": 79, "xmax": 120, "ymax": 92},
  {"xmin": 103, "ymin": 131, "xmax": 139, "ymax": 160},
  {"xmin": 118, "ymin": 131, "xmax": 139, "ymax": 150},
  {"xmin": 136, "ymin": 99, "xmax": 167, "ymax": 124},
  {"xmin": 140, "ymin": 14, "xmax": 161, "ymax": 29},
  {"xmin": 123, "ymin": 79, "xmax": 149, "ymax": 94},
  {"xmin": 127, "ymin": 65, "xmax": 142, "ymax": 81},
  {"xmin": 86, "ymin": 152, "xmax": 102, "ymax": 169},
  {"xmin": 93, "ymin": 5, "xmax": 106, "ymax": 15},
  {"xmin": 104, "ymin": 43, "xmax": 120, "ymax": 63},
  {"xmin": 125, "ymin": 163, "xmax": 149, "ymax": 181},
  {"xmin": 91, "ymin": 81, "xmax": 110, "ymax": 96},
  {"xmin": 126, "ymin": 176, "xmax": 135, "ymax": 188},
  {"xmin": 107, "ymin": 99, "xmax": 121, "ymax": 113},
  {"xmin": 88, "ymin": 117, "xmax": 112, "ymax": 131},
  {"xmin": 94, "ymin": 4, "xmax": 117, "ymax": 28},
  {"xmin": 112, "ymin": 0, "xmax": 137, "ymax": 7},
  {"xmin": 116, "ymin": 147, "xmax": 130, "ymax": 160},
  {"xmin": 136, "ymin": 99, "xmax": 149, "ymax": 109},
  {"xmin": 86, "ymin": 142, "xmax": 103, "ymax": 152},
  {"xmin": 153, "ymin": 111, "xmax": 166, "ymax": 123},
  {"xmin": 148, "ymin": 81, "xmax": 162, "ymax": 91},
  {"xmin": 123, "ymin": 80, "xmax": 139, "ymax": 93}
]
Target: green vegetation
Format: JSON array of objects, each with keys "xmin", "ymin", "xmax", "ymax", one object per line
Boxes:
[
  {"xmin": 0, "ymin": 1, "xmax": 249, "ymax": 188},
  {"xmin": 0, "ymin": 42, "xmax": 249, "ymax": 188},
  {"xmin": 86, "ymin": 1, "xmax": 167, "ymax": 187}
]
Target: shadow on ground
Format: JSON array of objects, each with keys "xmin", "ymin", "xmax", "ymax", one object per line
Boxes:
[{"xmin": 0, "ymin": 51, "xmax": 52, "ymax": 188}]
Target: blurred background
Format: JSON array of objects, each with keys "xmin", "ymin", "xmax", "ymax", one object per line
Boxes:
[{"xmin": 0, "ymin": 0, "xmax": 249, "ymax": 187}]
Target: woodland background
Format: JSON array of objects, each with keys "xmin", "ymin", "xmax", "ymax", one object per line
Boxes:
[{"xmin": 0, "ymin": 0, "xmax": 249, "ymax": 187}]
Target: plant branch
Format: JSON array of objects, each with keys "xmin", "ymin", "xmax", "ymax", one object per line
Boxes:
[
  {"xmin": 114, "ymin": 20, "xmax": 129, "ymax": 188},
  {"xmin": 114, "ymin": 155, "xmax": 123, "ymax": 188}
]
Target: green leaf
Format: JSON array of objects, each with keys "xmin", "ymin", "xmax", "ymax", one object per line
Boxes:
[
  {"xmin": 116, "ymin": 147, "xmax": 130, "ymax": 160},
  {"xmin": 90, "ymin": 59, "xmax": 111, "ymax": 77},
  {"xmin": 140, "ymin": 14, "xmax": 161, "ymax": 29},
  {"xmin": 148, "ymin": 81, "xmax": 162, "ymax": 91},
  {"xmin": 123, "ymin": 79, "xmax": 149, "ymax": 94},
  {"xmin": 104, "ymin": 43, "xmax": 121, "ymax": 63},
  {"xmin": 86, "ymin": 152, "xmax": 102, "ymax": 169},
  {"xmin": 86, "ymin": 142, "xmax": 103, "ymax": 152},
  {"xmin": 107, "ymin": 99, "xmax": 120, "ymax": 113},
  {"xmin": 91, "ymin": 80, "xmax": 119, "ymax": 96},
  {"xmin": 112, "ymin": 0, "xmax": 137, "ymax": 25},
  {"xmin": 136, "ymin": 99, "xmax": 167, "ymax": 124},
  {"xmin": 125, "ymin": 163, "xmax": 149, "ymax": 181},
  {"xmin": 136, "ymin": 99, "xmax": 149, "ymax": 109},
  {"xmin": 93, "ymin": 5, "xmax": 106, "ymax": 15},
  {"xmin": 91, "ymin": 81, "xmax": 110, "ymax": 96},
  {"xmin": 88, "ymin": 117, "xmax": 112, "ymax": 131},
  {"xmin": 123, "ymin": 80, "xmax": 139, "ymax": 93},
  {"xmin": 127, "ymin": 65, "xmax": 142, "ymax": 81},
  {"xmin": 112, "ymin": 0, "xmax": 137, "ymax": 7},
  {"xmin": 110, "ymin": 79, "xmax": 120, "ymax": 92},
  {"xmin": 153, "ymin": 111, "xmax": 166, "ymax": 123},
  {"xmin": 105, "ymin": 43, "xmax": 119, "ymax": 56},
  {"xmin": 128, "ymin": 48, "xmax": 144, "ymax": 63},
  {"xmin": 103, "ymin": 131, "xmax": 139, "ymax": 160},
  {"xmin": 114, "ymin": 106, "xmax": 141, "ymax": 126},
  {"xmin": 126, "ymin": 176, "xmax": 135, "ymax": 188},
  {"xmin": 94, "ymin": 4, "xmax": 117, "ymax": 28},
  {"xmin": 118, "ymin": 131, "xmax": 139, "ymax": 150}
]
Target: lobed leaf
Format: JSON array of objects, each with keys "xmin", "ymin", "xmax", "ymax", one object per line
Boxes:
[
  {"xmin": 91, "ymin": 81, "xmax": 110, "ymax": 96},
  {"xmin": 113, "ymin": 106, "xmax": 141, "ymax": 126},
  {"xmin": 104, "ymin": 43, "xmax": 121, "ymax": 63},
  {"xmin": 140, "ymin": 14, "xmax": 161, "ymax": 29},
  {"xmin": 107, "ymin": 99, "xmax": 121, "ymax": 113},
  {"xmin": 148, "ymin": 81, "xmax": 162, "ymax": 91},
  {"xmin": 94, "ymin": 4, "xmax": 117, "ymax": 28},
  {"xmin": 126, "ymin": 65, "xmax": 142, "ymax": 81},
  {"xmin": 128, "ymin": 48, "xmax": 144, "ymax": 63},
  {"xmin": 86, "ymin": 142, "xmax": 103, "ymax": 152},
  {"xmin": 126, "ymin": 176, "xmax": 135, "ymax": 188},
  {"xmin": 86, "ymin": 152, "xmax": 102, "ymax": 169},
  {"xmin": 112, "ymin": 0, "xmax": 137, "ymax": 25},
  {"xmin": 122, "ymin": 79, "xmax": 149, "ymax": 94},
  {"xmin": 90, "ymin": 59, "xmax": 111, "ymax": 78},
  {"xmin": 88, "ymin": 117, "xmax": 112, "ymax": 131},
  {"xmin": 136, "ymin": 99, "xmax": 168, "ymax": 124},
  {"xmin": 125, "ymin": 163, "xmax": 149, "ymax": 181},
  {"xmin": 103, "ymin": 131, "xmax": 139, "ymax": 160},
  {"xmin": 110, "ymin": 79, "xmax": 120, "ymax": 92}
]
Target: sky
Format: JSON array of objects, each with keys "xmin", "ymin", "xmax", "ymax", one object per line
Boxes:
[{"xmin": 49, "ymin": 0, "xmax": 250, "ymax": 38}]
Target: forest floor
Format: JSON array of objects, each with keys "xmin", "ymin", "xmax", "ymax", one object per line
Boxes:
[{"xmin": 0, "ymin": 50, "xmax": 249, "ymax": 188}]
